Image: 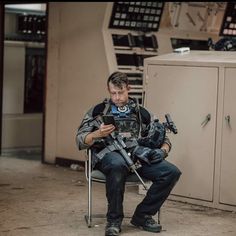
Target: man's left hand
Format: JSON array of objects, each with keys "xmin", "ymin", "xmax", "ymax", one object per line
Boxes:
[{"xmin": 149, "ymin": 148, "xmax": 167, "ymax": 163}]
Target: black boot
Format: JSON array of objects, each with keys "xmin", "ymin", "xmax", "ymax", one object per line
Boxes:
[
  {"xmin": 105, "ymin": 220, "xmax": 122, "ymax": 236},
  {"xmin": 131, "ymin": 214, "xmax": 162, "ymax": 233}
]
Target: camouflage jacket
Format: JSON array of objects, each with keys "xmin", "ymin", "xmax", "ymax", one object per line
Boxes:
[{"xmin": 76, "ymin": 98, "xmax": 171, "ymax": 168}]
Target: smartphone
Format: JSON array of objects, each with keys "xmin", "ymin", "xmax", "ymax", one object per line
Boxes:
[{"xmin": 102, "ymin": 115, "xmax": 116, "ymax": 127}]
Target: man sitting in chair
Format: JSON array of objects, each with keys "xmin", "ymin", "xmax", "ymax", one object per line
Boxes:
[{"xmin": 76, "ymin": 72, "xmax": 181, "ymax": 236}]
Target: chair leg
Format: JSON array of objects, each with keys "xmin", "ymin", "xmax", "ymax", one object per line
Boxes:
[
  {"xmin": 85, "ymin": 158, "xmax": 92, "ymax": 227},
  {"xmin": 158, "ymin": 210, "xmax": 161, "ymax": 225},
  {"xmin": 88, "ymin": 176, "xmax": 92, "ymax": 227}
]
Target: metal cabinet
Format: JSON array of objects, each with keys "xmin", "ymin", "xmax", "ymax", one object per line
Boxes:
[
  {"xmin": 219, "ymin": 68, "xmax": 236, "ymax": 206},
  {"xmin": 146, "ymin": 64, "xmax": 218, "ymax": 201},
  {"xmin": 144, "ymin": 51, "xmax": 236, "ymax": 211}
]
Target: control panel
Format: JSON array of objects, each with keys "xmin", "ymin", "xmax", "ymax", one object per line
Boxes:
[
  {"xmin": 103, "ymin": 2, "xmax": 226, "ymax": 105},
  {"xmin": 4, "ymin": 8, "xmax": 46, "ymax": 42},
  {"xmin": 103, "ymin": 2, "xmax": 164, "ymax": 105},
  {"xmin": 109, "ymin": 2, "xmax": 164, "ymax": 31},
  {"xmin": 220, "ymin": 2, "xmax": 236, "ymax": 36}
]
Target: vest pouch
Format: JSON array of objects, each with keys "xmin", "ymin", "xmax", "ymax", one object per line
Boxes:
[{"xmin": 115, "ymin": 117, "xmax": 140, "ymax": 139}]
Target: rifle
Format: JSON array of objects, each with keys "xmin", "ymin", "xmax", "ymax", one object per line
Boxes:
[
  {"xmin": 109, "ymin": 132, "xmax": 148, "ymax": 190},
  {"xmin": 163, "ymin": 114, "xmax": 178, "ymax": 134},
  {"xmin": 96, "ymin": 113, "xmax": 178, "ymax": 190}
]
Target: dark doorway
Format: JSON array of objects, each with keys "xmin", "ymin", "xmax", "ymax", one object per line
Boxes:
[{"xmin": 0, "ymin": 3, "xmax": 48, "ymax": 162}]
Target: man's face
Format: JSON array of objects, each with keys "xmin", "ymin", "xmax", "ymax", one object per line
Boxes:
[{"xmin": 108, "ymin": 82, "xmax": 130, "ymax": 107}]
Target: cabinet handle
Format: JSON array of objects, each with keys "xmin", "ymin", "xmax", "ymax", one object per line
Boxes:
[
  {"xmin": 225, "ymin": 115, "xmax": 232, "ymax": 129},
  {"xmin": 201, "ymin": 114, "xmax": 211, "ymax": 127}
]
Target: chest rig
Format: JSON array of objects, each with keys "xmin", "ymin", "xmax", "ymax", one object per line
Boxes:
[{"xmin": 103, "ymin": 98, "xmax": 141, "ymax": 140}]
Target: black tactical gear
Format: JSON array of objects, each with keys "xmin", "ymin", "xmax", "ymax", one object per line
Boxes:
[
  {"xmin": 138, "ymin": 119, "xmax": 166, "ymax": 149},
  {"xmin": 132, "ymin": 119, "xmax": 167, "ymax": 165}
]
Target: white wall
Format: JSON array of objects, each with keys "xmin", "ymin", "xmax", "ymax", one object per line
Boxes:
[
  {"xmin": 2, "ymin": 41, "xmax": 43, "ymax": 149},
  {"xmin": 3, "ymin": 43, "xmax": 25, "ymax": 114},
  {"xmin": 45, "ymin": 2, "xmax": 109, "ymax": 163}
]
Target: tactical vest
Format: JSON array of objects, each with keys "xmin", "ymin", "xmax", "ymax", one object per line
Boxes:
[
  {"xmin": 90, "ymin": 98, "xmax": 151, "ymax": 163},
  {"xmin": 105, "ymin": 99, "xmax": 140, "ymax": 140},
  {"xmin": 92, "ymin": 97, "xmax": 151, "ymax": 140}
]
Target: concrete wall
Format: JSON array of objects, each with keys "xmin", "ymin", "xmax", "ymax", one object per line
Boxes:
[
  {"xmin": 2, "ymin": 114, "xmax": 42, "ymax": 149},
  {"xmin": 3, "ymin": 43, "xmax": 25, "ymax": 114},
  {"xmin": 44, "ymin": 2, "xmax": 225, "ymax": 164},
  {"xmin": 45, "ymin": 3, "xmax": 109, "ymax": 163}
]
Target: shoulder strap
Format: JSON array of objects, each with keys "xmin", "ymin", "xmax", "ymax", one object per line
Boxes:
[
  {"xmin": 129, "ymin": 97, "xmax": 143, "ymax": 138},
  {"xmin": 92, "ymin": 100, "xmax": 107, "ymax": 117},
  {"xmin": 139, "ymin": 106, "xmax": 151, "ymax": 125},
  {"xmin": 134, "ymin": 100, "xmax": 151, "ymax": 137},
  {"xmin": 102, "ymin": 98, "xmax": 110, "ymax": 115}
]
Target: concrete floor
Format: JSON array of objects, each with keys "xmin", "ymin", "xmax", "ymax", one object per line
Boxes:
[{"xmin": 1, "ymin": 156, "xmax": 236, "ymax": 236}]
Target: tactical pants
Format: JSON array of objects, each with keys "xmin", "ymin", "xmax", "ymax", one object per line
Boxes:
[{"xmin": 95, "ymin": 151, "xmax": 181, "ymax": 222}]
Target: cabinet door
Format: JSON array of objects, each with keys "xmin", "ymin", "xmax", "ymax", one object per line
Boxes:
[
  {"xmin": 145, "ymin": 65, "xmax": 218, "ymax": 201},
  {"xmin": 220, "ymin": 68, "xmax": 236, "ymax": 206}
]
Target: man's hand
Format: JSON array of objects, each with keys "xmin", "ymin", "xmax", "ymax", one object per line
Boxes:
[
  {"xmin": 84, "ymin": 123, "xmax": 115, "ymax": 146},
  {"xmin": 149, "ymin": 148, "xmax": 166, "ymax": 162},
  {"xmin": 132, "ymin": 146, "xmax": 152, "ymax": 165},
  {"xmin": 98, "ymin": 123, "xmax": 116, "ymax": 138}
]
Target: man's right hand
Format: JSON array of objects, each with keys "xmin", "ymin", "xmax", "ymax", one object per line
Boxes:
[
  {"xmin": 84, "ymin": 123, "xmax": 115, "ymax": 146},
  {"xmin": 97, "ymin": 123, "xmax": 116, "ymax": 138}
]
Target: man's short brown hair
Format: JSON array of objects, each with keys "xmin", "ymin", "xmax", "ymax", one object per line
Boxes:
[{"xmin": 107, "ymin": 72, "xmax": 129, "ymax": 89}]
